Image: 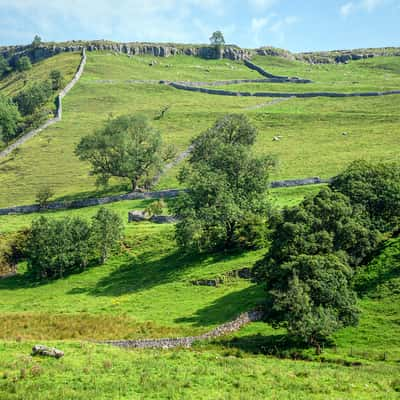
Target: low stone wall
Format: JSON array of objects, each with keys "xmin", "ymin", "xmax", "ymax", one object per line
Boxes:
[
  {"xmin": 168, "ymin": 81, "xmax": 400, "ymax": 99},
  {"xmin": 0, "ymin": 178, "xmax": 329, "ymax": 216},
  {"xmin": 244, "ymin": 59, "xmax": 312, "ymax": 83},
  {"xmin": 0, "ymin": 49, "xmax": 87, "ymax": 160},
  {"xmin": 270, "ymin": 177, "xmax": 331, "ymax": 188},
  {"xmin": 101, "ymin": 309, "xmax": 264, "ymax": 349}
]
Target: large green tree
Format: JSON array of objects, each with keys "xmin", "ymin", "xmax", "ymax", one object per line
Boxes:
[
  {"xmin": 173, "ymin": 114, "xmax": 275, "ymax": 252},
  {"xmin": 76, "ymin": 114, "xmax": 170, "ymax": 191},
  {"xmin": 254, "ymin": 187, "xmax": 379, "ymax": 349},
  {"xmin": 209, "ymin": 31, "xmax": 225, "ymax": 59},
  {"xmin": 265, "ymin": 254, "xmax": 359, "ymax": 352},
  {"xmin": 0, "ymin": 95, "xmax": 21, "ymax": 143},
  {"xmin": 331, "ymin": 160, "xmax": 400, "ymax": 232},
  {"xmin": 91, "ymin": 208, "xmax": 123, "ymax": 264}
]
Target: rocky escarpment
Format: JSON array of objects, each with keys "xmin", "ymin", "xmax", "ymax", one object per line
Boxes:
[
  {"xmin": 256, "ymin": 46, "xmax": 400, "ymax": 64},
  {"xmin": 1, "ymin": 42, "xmax": 251, "ymax": 64}
]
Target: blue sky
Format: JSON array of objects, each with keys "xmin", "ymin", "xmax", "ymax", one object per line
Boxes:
[{"xmin": 0, "ymin": 0, "xmax": 399, "ymax": 52}]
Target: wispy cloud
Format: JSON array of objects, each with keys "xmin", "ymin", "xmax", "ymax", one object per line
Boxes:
[
  {"xmin": 247, "ymin": 0, "xmax": 279, "ymax": 10},
  {"xmin": 340, "ymin": 0, "xmax": 385, "ymax": 16},
  {"xmin": 340, "ymin": 2, "xmax": 355, "ymax": 16}
]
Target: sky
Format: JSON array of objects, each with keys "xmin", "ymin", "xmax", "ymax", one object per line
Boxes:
[{"xmin": 0, "ymin": 0, "xmax": 399, "ymax": 52}]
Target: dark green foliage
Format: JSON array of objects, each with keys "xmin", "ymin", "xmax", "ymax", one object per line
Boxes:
[
  {"xmin": 209, "ymin": 31, "xmax": 225, "ymax": 59},
  {"xmin": 264, "ymin": 254, "xmax": 359, "ymax": 350},
  {"xmin": 25, "ymin": 208, "xmax": 123, "ymax": 279},
  {"xmin": 210, "ymin": 31, "xmax": 225, "ymax": 46},
  {"xmin": 49, "ymin": 69, "xmax": 64, "ymax": 91},
  {"xmin": 0, "ymin": 94, "xmax": 21, "ymax": 143},
  {"xmin": 0, "ymin": 56, "xmax": 9, "ymax": 77},
  {"xmin": 91, "ymin": 208, "xmax": 123, "ymax": 264},
  {"xmin": 26, "ymin": 216, "xmax": 92, "ymax": 279},
  {"xmin": 16, "ymin": 56, "xmax": 32, "ymax": 72},
  {"xmin": 0, "ymin": 230, "xmax": 28, "ymax": 275},
  {"xmin": 13, "ymin": 80, "xmax": 52, "ymax": 116},
  {"xmin": 32, "ymin": 35, "xmax": 42, "ymax": 48},
  {"xmin": 76, "ymin": 114, "xmax": 169, "ymax": 191},
  {"xmin": 255, "ymin": 187, "xmax": 378, "ymax": 347},
  {"xmin": 174, "ymin": 114, "xmax": 275, "ymax": 252},
  {"xmin": 263, "ymin": 188, "xmax": 379, "ymax": 269},
  {"xmin": 331, "ymin": 160, "xmax": 400, "ymax": 232}
]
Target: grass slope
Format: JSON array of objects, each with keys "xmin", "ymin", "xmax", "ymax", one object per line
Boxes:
[
  {"xmin": 0, "ymin": 52, "xmax": 399, "ymax": 206},
  {"xmin": 0, "ymin": 209, "xmax": 399, "ymax": 399}
]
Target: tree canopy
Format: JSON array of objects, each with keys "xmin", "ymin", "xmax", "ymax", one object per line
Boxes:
[
  {"xmin": 210, "ymin": 31, "xmax": 225, "ymax": 46},
  {"xmin": 173, "ymin": 114, "xmax": 275, "ymax": 252},
  {"xmin": 0, "ymin": 94, "xmax": 21, "ymax": 143},
  {"xmin": 13, "ymin": 80, "xmax": 52, "ymax": 116},
  {"xmin": 331, "ymin": 160, "xmax": 400, "ymax": 232},
  {"xmin": 76, "ymin": 114, "xmax": 171, "ymax": 191},
  {"xmin": 16, "ymin": 56, "xmax": 32, "ymax": 72}
]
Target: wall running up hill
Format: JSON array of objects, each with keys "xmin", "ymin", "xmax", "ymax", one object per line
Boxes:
[{"xmin": 0, "ymin": 49, "xmax": 87, "ymax": 159}]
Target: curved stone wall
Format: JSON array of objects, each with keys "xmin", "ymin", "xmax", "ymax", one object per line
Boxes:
[{"xmin": 101, "ymin": 309, "xmax": 264, "ymax": 349}]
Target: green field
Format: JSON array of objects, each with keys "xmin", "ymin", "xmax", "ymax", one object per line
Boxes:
[
  {"xmin": 0, "ymin": 52, "xmax": 399, "ymax": 207},
  {"xmin": 0, "ymin": 48, "xmax": 400, "ymax": 399}
]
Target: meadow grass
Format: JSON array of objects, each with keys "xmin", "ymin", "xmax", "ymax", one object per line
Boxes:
[
  {"xmin": 0, "ymin": 342, "xmax": 399, "ymax": 400},
  {"xmin": 0, "ymin": 52, "xmax": 81, "ymax": 97},
  {"xmin": 0, "ymin": 52, "xmax": 399, "ymax": 206}
]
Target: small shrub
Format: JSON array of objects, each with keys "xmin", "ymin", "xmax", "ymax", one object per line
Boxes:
[
  {"xmin": 145, "ymin": 199, "xmax": 166, "ymax": 217},
  {"xmin": 36, "ymin": 186, "xmax": 55, "ymax": 208}
]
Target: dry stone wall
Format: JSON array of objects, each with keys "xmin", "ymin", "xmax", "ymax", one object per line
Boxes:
[
  {"xmin": 101, "ymin": 309, "xmax": 264, "ymax": 349},
  {"xmin": 0, "ymin": 49, "xmax": 87, "ymax": 160},
  {"xmin": 0, "ymin": 178, "xmax": 330, "ymax": 216}
]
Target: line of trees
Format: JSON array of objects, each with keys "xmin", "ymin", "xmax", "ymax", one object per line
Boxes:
[{"xmin": 25, "ymin": 208, "xmax": 123, "ymax": 280}]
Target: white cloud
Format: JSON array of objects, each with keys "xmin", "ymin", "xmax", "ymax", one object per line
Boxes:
[
  {"xmin": 0, "ymin": 0, "xmax": 232, "ymax": 45},
  {"xmin": 361, "ymin": 0, "xmax": 383, "ymax": 11},
  {"xmin": 251, "ymin": 17, "xmax": 269, "ymax": 32},
  {"xmin": 340, "ymin": 2, "xmax": 355, "ymax": 16},
  {"xmin": 340, "ymin": 0, "xmax": 385, "ymax": 16}
]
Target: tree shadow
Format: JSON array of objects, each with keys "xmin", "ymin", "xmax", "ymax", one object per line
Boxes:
[
  {"xmin": 214, "ymin": 333, "xmax": 313, "ymax": 358},
  {"xmin": 53, "ymin": 183, "xmax": 131, "ymax": 203},
  {"xmin": 88, "ymin": 249, "xmax": 248, "ymax": 298},
  {"xmin": 174, "ymin": 285, "xmax": 265, "ymax": 327}
]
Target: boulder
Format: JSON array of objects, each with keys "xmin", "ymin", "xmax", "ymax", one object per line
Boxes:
[{"xmin": 32, "ymin": 345, "xmax": 64, "ymax": 358}]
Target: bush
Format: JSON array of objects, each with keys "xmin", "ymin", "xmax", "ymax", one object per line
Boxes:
[
  {"xmin": 145, "ymin": 199, "xmax": 166, "ymax": 217},
  {"xmin": 25, "ymin": 208, "xmax": 123, "ymax": 279},
  {"xmin": 13, "ymin": 80, "xmax": 52, "ymax": 116},
  {"xmin": 16, "ymin": 56, "xmax": 32, "ymax": 72},
  {"xmin": 0, "ymin": 56, "xmax": 9, "ymax": 77},
  {"xmin": 35, "ymin": 186, "xmax": 55, "ymax": 208},
  {"xmin": 49, "ymin": 70, "xmax": 64, "ymax": 91},
  {"xmin": 0, "ymin": 94, "xmax": 21, "ymax": 143},
  {"xmin": 331, "ymin": 160, "xmax": 400, "ymax": 232}
]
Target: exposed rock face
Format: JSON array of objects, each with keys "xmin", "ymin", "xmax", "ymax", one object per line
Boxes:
[{"xmin": 1, "ymin": 42, "xmax": 251, "ymax": 64}]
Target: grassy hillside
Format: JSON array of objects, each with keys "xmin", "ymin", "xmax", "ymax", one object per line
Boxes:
[
  {"xmin": 0, "ymin": 52, "xmax": 81, "ymax": 97},
  {"xmin": 0, "ymin": 205, "xmax": 399, "ymax": 399},
  {"xmin": 0, "ymin": 52, "xmax": 399, "ymax": 207}
]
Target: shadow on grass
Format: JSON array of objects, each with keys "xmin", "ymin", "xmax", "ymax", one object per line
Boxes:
[
  {"xmin": 53, "ymin": 183, "xmax": 131, "ymax": 203},
  {"xmin": 174, "ymin": 285, "xmax": 265, "ymax": 327},
  {"xmin": 88, "ymin": 249, "xmax": 250, "ymax": 298}
]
